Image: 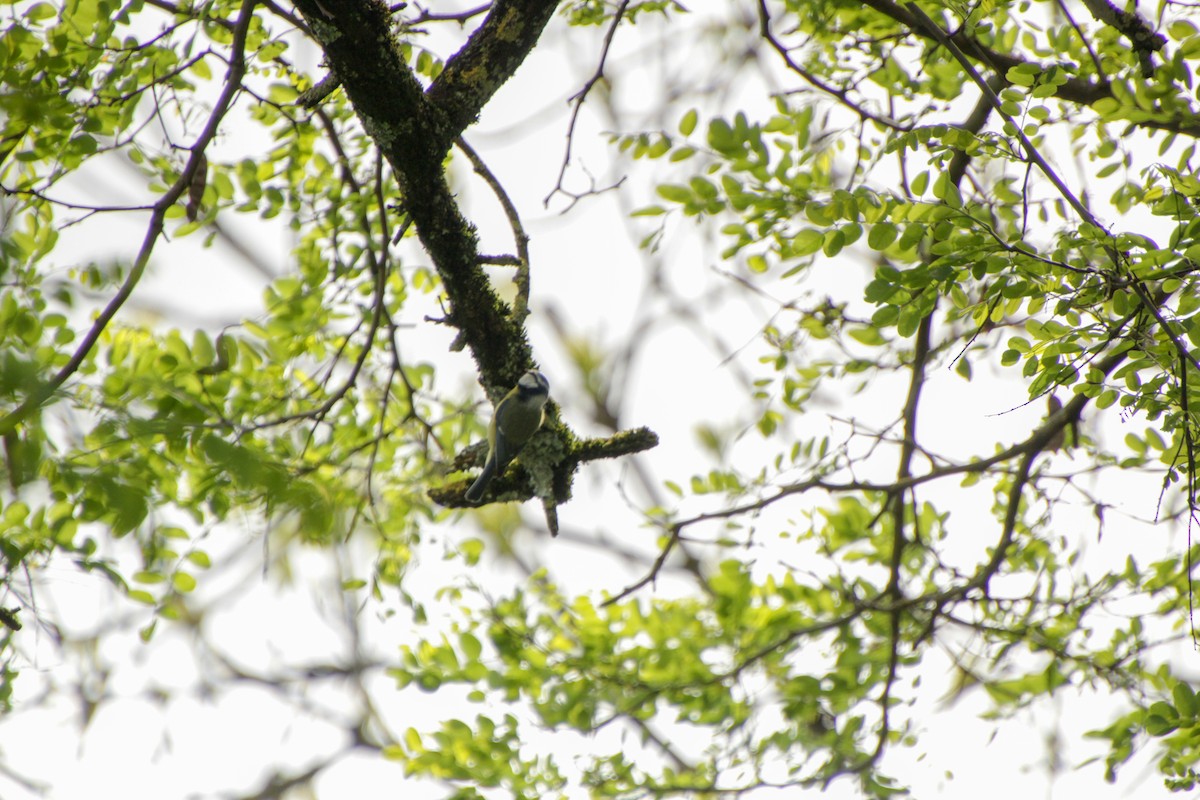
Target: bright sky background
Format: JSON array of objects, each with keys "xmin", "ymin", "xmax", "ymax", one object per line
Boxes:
[{"xmin": 0, "ymin": 3, "xmax": 1192, "ymax": 799}]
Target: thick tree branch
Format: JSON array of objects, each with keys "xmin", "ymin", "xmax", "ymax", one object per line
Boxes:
[
  {"xmin": 426, "ymin": 0, "xmax": 560, "ymax": 149},
  {"xmin": 848, "ymin": 0, "xmax": 1184, "ymax": 136},
  {"xmin": 1077, "ymin": 0, "xmax": 1166, "ymax": 77},
  {"xmin": 858, "ymin": 0, "xmax": 1112, "ymax": 105},
  {"xmin": 290, "ymin": 0, "xmax": 558, "ymax": 391}
]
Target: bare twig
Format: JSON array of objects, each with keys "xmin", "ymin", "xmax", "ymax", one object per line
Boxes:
[
  {"xmin": 456, "ymin": 137, "xmax": 533, "ymax": 319},
  {"xmin": 757, "ymin": 0, "xmax": 908, "ymax": 131},
  {"xmin": 545, "ymin": 0, "xmax": 630, "ymax": 206}
]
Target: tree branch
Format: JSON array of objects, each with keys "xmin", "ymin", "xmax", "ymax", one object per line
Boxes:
[
  {"xmin": 426, "ymin": 0, "xmax": 560, "ymax": 151},
  {"xmin": 1077, "ymin": 0, "xmax": 1166, "ymax": 77},
  {"xmin": 859, "ymin": 0, "xmax": 1112, "ymax": 105},
  {"xmin": 291, "ymin": 0, "xmax": 557, "ymax": 391}
]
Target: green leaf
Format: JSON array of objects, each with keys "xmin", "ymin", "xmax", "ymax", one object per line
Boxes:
[
  {"xmin": 1006, "ymin": 67, "xmax": 1036, "ymax": 86},
  {"xmin": 25, "ymin": 2, "xmax": 56, "ymax": 21},
  {"xmin": 867, "ymin": 223, "xmax": 897, "ymax": 250},
  {"xmin": 127, "ymin": 590, "xmax": 156, "ymax": 605},
  {"xmin": 911, "ymin": 171, "xmax": 929, "ymax": 196},
  {"xmin": 460, "ymin": 633, "xmax": 482, "ymax": 662},
  {"xmin": 792, "ymin": 229, "xmax": 824, "ymax": 256},
  {"xmin": 1146, "ymin": 715, "xmax": 1178, "ymax": 736},
  {"xmin": 460, "ymin": 538, "xmax": 484, "ymax": 565},
  {"xmin": 848, "ymin": 326, "xmax": 886, "ymax": 346},
  {"xmin": 656, "ymin": 184, "xmax": 692, "ymax": 204},
  {"xmin": 823, "ymin": 229, "xmax": 846, "ymax": 257},
  {"xmin": 1174, "ymin": 682, "xmax": 1196, "ymax": 720},
  {"xmin": 679, "ymin": 108, "xmax": 698, "ymax": 136},
  {"xmin": 1168, "ymin": 20, "xmax": 1197, "ymax": 40}
]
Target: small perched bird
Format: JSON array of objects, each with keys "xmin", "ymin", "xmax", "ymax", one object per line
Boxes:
[{"xmin": 465, "ymin": 370, "xmax": 550, "ymax": 503}]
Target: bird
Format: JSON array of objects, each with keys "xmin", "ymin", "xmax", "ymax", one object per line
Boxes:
[{"xmin": 465, "ymin": 370, "xmax": 550, "ymax": 503}]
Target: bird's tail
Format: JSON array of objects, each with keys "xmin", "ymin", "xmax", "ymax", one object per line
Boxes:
[{"xmin": 464, "ymin": 457, "xmax": 497, "ymax": 503}]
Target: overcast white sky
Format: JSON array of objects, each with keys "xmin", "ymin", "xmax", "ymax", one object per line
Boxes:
[{"xmin": 0, "ymin": 3, "xmax": 1191, "ymax": 799}]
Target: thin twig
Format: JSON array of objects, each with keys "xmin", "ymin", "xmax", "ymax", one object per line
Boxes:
[
  {"xmin": 456, "ymin": 136, "xmax": 532, "ymax": 318},
  {"xmin": 544, "ymin": 0, "xmax": 629, "ymax": 206},
  {"xmin": 905, "ymin": 3, "xmax": 1096, "ymax": 227},
  {"xmin": 757, "ymin": 0, "xmax": 908, "ymax": 131}
]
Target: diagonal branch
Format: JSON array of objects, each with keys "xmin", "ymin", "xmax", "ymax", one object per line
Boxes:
[
  {"xmin": 426, "ymin": 0, "xmax": 560, "ymax": 151},
  {"xmin": 1077, "ymin": 0, "xmax": 1166, "ymax": 77},
  {"xmin": 859, "ymin": 0, "xmax": 1112, "ymax": 105},
  {"xmin": 757, "ymin": 0, "xmax": 907, "ymax": 131},
  {"xmin": 291, "ymin": 0, "xmax": 558, "ymax": 391}
]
